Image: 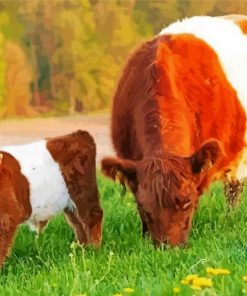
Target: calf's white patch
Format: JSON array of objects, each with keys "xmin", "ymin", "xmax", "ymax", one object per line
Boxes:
[{"xmin": 1, "ymin": 140, "xmax": 75, "ymax": 231}]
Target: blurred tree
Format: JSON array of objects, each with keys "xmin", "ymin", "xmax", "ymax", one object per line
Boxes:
[
  {"xmin": 0, "ymin": 11, "xmax": 7, "ymax": 115},
  {"xmin": 134, "ymin": 0, "xmax": 181, "ymax": 34},
  {"xmin": 19, "ymin": 0, "xmax": 56, "ymax": 112},
  {"xmin": 52, "ymin": 0, "xmax": 99, "ymax": 113},
  {"xmin": 184, "ymin": 0, "xmax": 217, "ymax": 16},
  {"xmin": 215, "ymin": 0, "xmax": 247, "ymax": 15},
  {"xmin": 0, "ymin": 0, "xmax": 246, "ymax": 118},
  {"xmin": 4, "ymin": 41, "xmax": 35, "ymax": 117},
  {"xmin": 91, "ymin": 0, "xmax": 145, "ymax": 110}
]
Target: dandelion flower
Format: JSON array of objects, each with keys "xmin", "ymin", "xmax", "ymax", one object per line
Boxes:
[
  {"xmin": 193, "ymin": 277, "xmax": 213, "ymax": 288},
  {"xmin": 113, "ymin": 294, "xmax": 122, "ymax": 296},
  {"xmin": 206, "ymin": 267, "xmax": 230, "ymax": 276},
  {"xmin": 243, "ymin": 276, "xmax": 247, "ymax": 282},
  {"xmin": 181, "ymin": 274, "xmax": 198, "ymax": 285},
  {"xmin": 216, "ymin": 268, "xmax": 230, "ymax": 275},
  {"xmin": 123, "ymin": 288, "xmax": 134, "ymax": 293},
  {"xmin": 173, "ymin": 287, "xmax": 180, "ymax": 294},
  {"xmin": 181, "ymin": 274, "xmax": 213, "ymax": 291}
]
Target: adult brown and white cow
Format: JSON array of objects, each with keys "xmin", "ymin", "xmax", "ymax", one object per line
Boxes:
[
  {"xmin": 102, "ymin": 15, "xmax": 247, "ymax": 247},
  {"xmin": 0, "ymin": 130, "xmax": 103, "ymax": 266}
]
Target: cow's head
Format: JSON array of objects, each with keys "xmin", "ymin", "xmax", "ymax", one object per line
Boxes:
[{"xmin": 102, "ymin": 139, "xmax": 224, "ymax": 247}]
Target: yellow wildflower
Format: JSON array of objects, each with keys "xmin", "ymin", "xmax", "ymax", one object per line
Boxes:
[
  {"xmin": 193, "ymin": 277, "xmax": 213, "ymax": 288},
  {"xmin": 113, "ymin": 294, "xmax": 122, "ymax": 296},
  {"xmin": 243, "ymin": 276, "xmax": 247, "ymax": 282},
  {"xmin": 173, "ymin": 287, "xmax": 180, "ymax": 294},
  {"xmin": 123, "ymin": 288, "xmax": 134, "ymax": 293},
  {"xmin": 181, "ymin": 274, "xmax": 213, "ymax": 291},
  {"xmin": 181, "ymin": 274, "xmax": 198, "ymax": 285},
  {"xmin": 206, "ymin": 267, "xmax": 230, "ymax": 276}
]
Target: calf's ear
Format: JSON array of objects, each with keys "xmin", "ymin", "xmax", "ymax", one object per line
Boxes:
[
  {"xmin": 190, "ymin": 139, "xmax": 225, "ymax": 174},
  {"xmin": 101, "ymin": 157, "xmax": 138, "ymax": 193}
]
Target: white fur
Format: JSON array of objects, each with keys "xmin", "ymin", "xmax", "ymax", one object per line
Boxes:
[
  {"xmin": 160, "ymin": 16, "xmax": 247, "ymax": 180},
  {"xmin": 1, "ymin": 140, "xmax": 75, "ymax": 231}
]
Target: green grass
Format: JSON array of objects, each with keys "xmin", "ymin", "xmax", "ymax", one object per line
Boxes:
[{"xmin": 1, "ymin": 174, "xmax": 247, "ymax": 296}]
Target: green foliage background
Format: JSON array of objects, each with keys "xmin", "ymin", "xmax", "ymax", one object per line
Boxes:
[{"xmin": 0, "ymin": 0, "xmax": 246, "ymax": 118}]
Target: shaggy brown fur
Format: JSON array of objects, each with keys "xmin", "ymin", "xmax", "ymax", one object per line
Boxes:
[{"xmin": 102, "ymin": 30, "xmax": 244, "ymax": 246}]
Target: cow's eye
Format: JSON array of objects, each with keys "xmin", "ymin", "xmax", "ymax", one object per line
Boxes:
[{"xmin": 174, "ymin": 196, "xmax": 182, "ymax": 209}]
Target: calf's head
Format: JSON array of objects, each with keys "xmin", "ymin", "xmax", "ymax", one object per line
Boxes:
[
  {"xmin": 87, "ymin": 197, "xmax": 103, "ymax": 247},
  {"xmin": 102, "ymin": 140, "xmax": 223, "ymax": 247}
]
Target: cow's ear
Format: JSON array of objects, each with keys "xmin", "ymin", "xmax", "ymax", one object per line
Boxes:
[
  {"xmin": 101, "ymin": 157, "xmax": 138, "ymax": 193},
  {"xmin": 190, "ymin": 139, "xmax": 225, "ymax": 174}
]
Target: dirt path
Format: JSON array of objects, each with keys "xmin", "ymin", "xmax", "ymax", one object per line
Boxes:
[{"xmin": 0, "ymin": 114, "xmax": 115, "ymax": 165}]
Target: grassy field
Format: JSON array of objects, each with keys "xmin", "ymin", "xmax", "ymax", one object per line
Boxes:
[{"xmin": 1, "ymin": 174, "xmax": 247, "ymax": 296}]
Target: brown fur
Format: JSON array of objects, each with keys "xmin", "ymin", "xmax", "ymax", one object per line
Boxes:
[
  {"xmin": 111, "ymin": 37, "xmax": 160, "ymax": 160},
  {"xmin": 47, "ymin": 130, "xmax": 103, "ymax": 247},
  {"xmin": 102, "ymin": 31, "xmax": 244, "ymax": 246},
  {"xmin": 0, "ymin": 153, "xmax": 31, "ymax": 266}
]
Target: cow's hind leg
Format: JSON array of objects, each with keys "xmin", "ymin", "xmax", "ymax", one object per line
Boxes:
[{"xmin": 0, "ymin": 213, "xmax": 19, "ymax": 267}]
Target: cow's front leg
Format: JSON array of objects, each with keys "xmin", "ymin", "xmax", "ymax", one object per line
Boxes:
[
  {"xmin": 224, "ymin": 177, "xmax": 244, "ymax": 209},
  {"xmin": 137, "ymin": 206, "xmax": 149, "ymax": 237}
]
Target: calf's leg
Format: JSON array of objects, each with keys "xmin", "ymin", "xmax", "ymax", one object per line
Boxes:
[
  {"xmin": 0, "ymin": 213, "xmax": 19, "ymax": 267},
  {"xmin": 0, "ymin": 185, "xmax": 27, "ymax": 267}
]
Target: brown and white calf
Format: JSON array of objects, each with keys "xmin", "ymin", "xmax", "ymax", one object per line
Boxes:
[{"xmin": 0, "ymin": 130, "xmax": 103, "ymax": 266}]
